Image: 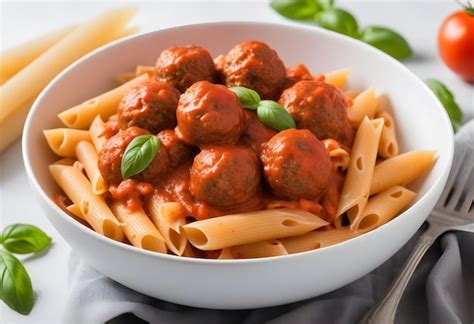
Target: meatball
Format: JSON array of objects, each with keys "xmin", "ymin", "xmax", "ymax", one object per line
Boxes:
[
  {"xmin": 98, "ymin": 127, "xmax": 171, "ymax": 186},
  {"xmin": 118, "ymin": 80, "xmax": 180, "ymax": 133},
  {"xmin": 222, "ymin": 41, "xmax": 286, "ymax": 100},
  {"xmin": 190, "ymin": 145, "xmax": 261, "ymax": 208},
  {"xmin": 176, "ymin": 81, "xmax": 245, "ymax": 145},
  {"xmin": 261, "ymin": 129, "xmax": 331, "ymax": 200},
  {"xmin": 157, "ymin": 129, "xmax": 194, "ymax": 168},
  {"xmin": 155, "ymin": 45, "xmax": 216, "ymax": 92},
  {"xmin": 279, "ymin": 80, "xmax": 354, "ymax": 147},
  {"xmin": 238, "ymin": 110, "xmax": 277, "ymax": 155},
  {"xmin": 284, "ymin": 64, "xmax": 314, "ymax": 89}
]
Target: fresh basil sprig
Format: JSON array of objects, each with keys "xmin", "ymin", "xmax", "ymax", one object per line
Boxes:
[
  {"xmin": 270, "ymin": 0, "xmax": 319, "ymax": 20},
  {"xmin": 2, "ymin": 224, "xmax": 52, "ymax": 255},
  {"xmin": 229, "ymin": 86, "xmax": 261, "ymax": 110},
  {"xmin": 257, "ymin": 100, "xmax": 296, "ymax": 131},
  {"xmin": 360, "ymin": 26, "xmax": 412, "ymax": 60},
  {"xmin": 426, "ymin": 79, "xmax": 463, "ymax": 132},
  {"xmin": 316, "ymin": 8, "xmax": 359, "ymax": 38},
  {"xmin": 121, "ymin": 135, "xmax": 160, "ymax": 179}
]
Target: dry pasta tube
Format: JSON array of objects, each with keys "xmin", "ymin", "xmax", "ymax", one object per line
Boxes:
[
  {"xmin": 148, "ymin": 199, "xmax": 187, "ymax": 256},
  {"xmin": 75, "ymin": 141, "xmax": 107, "ymax": 195},
  {"xmin": 0, "ymin": 97, "xmax": 34, "ymax": 153},
  {"xmin": 336, "ymin": 117, "xmax": 384, "ymax": 227},
  {"xmin": 231, "ymin": 240, "xmax": 288, "ymax": 259},
  {"xmin": 377, "ymin": 111, "xmax": 399, "ymax": 159},
  {"xmin": 89, "ymin": 115, "xmax": 107, "ymax": 152},
  {"xmin": 351, "ymin": 186, "xmax": 416, "ymax": 232},
  {"xmin": 324, "ymin": 68, "xmax": 350, "ymax": 89},
  {"xmin": 182, "ymin": 208, "xmax": 328, "ymax": 250},
  {"xmin": 322, "ymin": 139, "xmax": 350, "ymax": 171},
  {"xmin": 43, "ymin": 129, "xmax": 90, "ymax": 157},
  {"xmin": 58, "ymin": 73, "xmax": 148, "ymax": 129},
  {"xmin": 370, "ymin": 151, "xmax": 436, "ymax": 195},
  {"xmin": 347, "ymin": 88, "xmax": 377, "ymax": 127},
  {"xmin": 111, "ymin": 202, "xmax": 167, "ymax": 253},
  {"xmin": 281, "ymin": 228, "xmax": 360, "ymax": 254},
  {"xmin": 49, "ymin": 164, "xmax": 123, "ymax": 241}
]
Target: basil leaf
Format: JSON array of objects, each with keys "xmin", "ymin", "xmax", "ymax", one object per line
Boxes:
[
  {"xmin": 1, "ymin": 224, "xmax": 52, "ymax": 255},
  {"xmin": 270, "ymin": 0, "xmax": 319, "ymax": 20},
  {"xmin": 316, "ymin": 7, "xmax": 359, "ymax": 38},
  {"xmin": 257, "ymin": 100, "xmax": 296, "ymax": 131},
  {"xmin": 0, "ymin": 250, "xmax": 34, "ymax": 315},
  {"xmin": 316, "ymin": 0, "xmax": 334, "ymax": 10},
  {"xmin": 360, "ymin": 26, "xmax": 412, "ymax": 60},
  {"xmin": 229, "ymin": 86, "xmax": 261, "ymax": 110},
  {"xmin": 121, "ymin": 135, "xmax": 159, "ymax": 179},
  {"xmin": 426, "ymin": 79, "xmax": 463, "ymax": 132}
]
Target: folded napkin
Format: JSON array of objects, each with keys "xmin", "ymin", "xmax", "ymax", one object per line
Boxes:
[{"xmin": 64, "ymin": 120, "xmax": 474, "ymax": 324}]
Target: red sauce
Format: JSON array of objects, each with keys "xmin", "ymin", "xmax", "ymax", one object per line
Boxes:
[
  {"xmin": 109, "ymin": 179, "xmax": 153, "ymax": 212},
  {"xmin": 101, "ymin": 119, "xmax": 120, "ymax": 139}
]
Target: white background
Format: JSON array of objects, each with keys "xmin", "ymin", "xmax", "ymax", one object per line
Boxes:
[{"xmin": 1, "ymin": 0, "xmax": 472, "ymax": 323}]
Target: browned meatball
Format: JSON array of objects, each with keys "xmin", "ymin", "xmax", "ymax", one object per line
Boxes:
[
  {"xmin": 279, "ymin": 80, "xmax": 354, "ymax": 147},
  {"xmin": 261, "ymin": 129, "xmax": 331, "ymax": 200},
  {"xmin": 155, "ymin": 45, "xmax": 217, "ymax": 92},
  {"xmin": 98, "ymin": 127, "xmax": 171, "ymax": 186},
  {"xmin": 118, "ymin": 80, "xmax": 180, "ymax": 134},
  {"xmin": 238, "ymin": 110, "xmax": 277, "ymax": 155},
  {"xmin": 222, "ymin": 41, "xmax": 286, "ymax": 100},
  {"xmin": 190, "ymin": 145, "xmax": 261, "ymax": 208},
  {"xmin": 176, "ymin": 81, "xmax": 245, "ymax": 145},
  {"xmin": 157, "ymin": 129, "xmax": 194, "ymax": 168}
]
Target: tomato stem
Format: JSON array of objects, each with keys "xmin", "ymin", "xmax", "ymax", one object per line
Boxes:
[{"xmin": 458, "ymin": 0, "xmax": 474, "ymax": 16}]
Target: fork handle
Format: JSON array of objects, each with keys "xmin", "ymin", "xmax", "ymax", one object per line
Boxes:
[{"xmin": 359, "ymin": 223, "xmax": 445, "ymax": 324}]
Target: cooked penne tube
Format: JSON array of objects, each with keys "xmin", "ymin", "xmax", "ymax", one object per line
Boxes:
[
  {"xmin": 351, "ymin": 186, "xmax": 416, "ymax": 232},
  {"xmin": 336, "ymin": 117, "xmax": 384, "ymax": 227},
  {"xmin": 43, "ymin": 129, "xmax": 90, "ymax": 157},
  {"xmin": 344, "ymin": 89, "xmax": 359, "ymax": 99},
  {"xmin": 281, "ymin": 228, "xmax": 360, "ymax": 254},
  {"xmin": 66, "ymin": 203, "xmax": 84, "ymax": 220},
  {"xmin": 182, "ymin": 243, "xmax": 198, "ymax": 258},
  {"xmin": 75, "ymin": 141, "xmax": 107, "ymax": 194},
  {"xmin": 231, "ymin": 240, "xmax": 288, "ymax": 259},
  {"xmin": 324, "ymin": 68, "xmax": 350, "ymax": 89},
  {"xmin": 88, "ymin": 115, "xmax": 107, "ymax": 152},
  {"xmin": 148, "ymin": 199, "xmax": 187, "ymax": 256},
  {"xmin": 217, "ymin": 248, "xmax": 234, "ymax": 260},
  {"xmin": 377, "ymin": 111, "xmax": 399, "ymax": 158},
  {"xmin": 322, "ymin": 139, "xmax": 350, "ymax": 171},
  {"xmin": 116, "ymin": 72, "xmax": 136, "ymax": 85},
  {"xmin": 53, "ymin": 157, "xmax": 76, "ymax": 166},
  {"xmin": 0, "ymin": 97, "xmax": 34, "ymax": 153},
  {"xmin": 58, "ymin": 73, "xmax": 148, "ymax": 129},
  {"xmin": 49, "ymin": 164, "xmax": 123, "ymax": 241},
  {"xmin": 370, "ymin": 151, "xmax": 436, "ymax": 195},
  {"xmin": 182, "ymin": 209, "xmax": 328, "ymax": 250},
  {"xmin": 347, "ymin": 88, "xmax": 377, "ymax": 127},
  {"xmin": 111, "ymin": 202, "xmax": 167, "ymax": 253},
  {"xmin": 375, "ymin": 94, "xmax": 393, "ymax": 114},
  {"xmin": 135, "ymin": 65, "xmax": 155, "ymax": 77}
]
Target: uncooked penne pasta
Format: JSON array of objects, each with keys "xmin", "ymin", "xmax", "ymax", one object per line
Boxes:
[
  {"xmin": 43, "ymin": 128, "xmax": 90, "ymax": 157},
  {"xmin": 49, "ymin": 164, "xmax": 123, "ymax": 241},
  {"xmin": 370, "ymin": 151, "xmax": 436, "ymax": 195},
  {"xmin": 182, "ymin": 209, "xmax": 328, "ymax": 250},
  {"xmin": 324, "ymin": 68, "xmax": 350, "ymax": 89},
  {"xmin": 58, "ymin": 73, "xmax": 148, "ymax": 129},
  {"xmin": 75, "ymin": 141, "xmax": 107, "ymax": 194},
  {"xmin": 0, "ymin": 97, "xmax": 34, "ymax": 153},
  {"xmin": 322, "ymin": 139, "xmax": 350, "ymax": 171},
  {"xmin": 111, "ymin": 202, "xmax": 167, "ymax": 253},
  {"xmin": 347, "ymin": 88, "xmax": 377, "ymax": 127},
  {"xmin": 336, "ymin": 117, "xmax": 384, "ymax": 227},
  {"xmin": 231, "ymin": 240, "xmax": 288, "ymax": 259},
  {"xmin": 281, "ymin": 228, "xmax": 360, "ymax": 254},
  {"xmin": 88, "ymin": 115, "xmax": 107, "ymax": 152},
  {"xmin": 351, "ymin": 186, "xmax": 416, "ymax": 232},
  {"xmin": 148, "ymin": 199, "xmax": 187, "ymax": 256},
  {"xmin": 377, "ymin": 111, "xmax": 399, "ymax": 159}
]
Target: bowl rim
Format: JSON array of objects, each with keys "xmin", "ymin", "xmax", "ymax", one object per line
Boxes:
[{"xmin": 22, "ymin": 20, "xmax": 454, "ymax": 265}]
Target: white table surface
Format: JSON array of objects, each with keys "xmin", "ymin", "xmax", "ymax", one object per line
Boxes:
[{"xmin": 1, "ymin": 1, "xmax": 472, "ymax": 323}]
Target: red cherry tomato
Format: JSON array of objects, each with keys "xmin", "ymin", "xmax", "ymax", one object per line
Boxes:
[{"xmin": 438, "ymin": 8, "xmax": 474, "ymax": 83}]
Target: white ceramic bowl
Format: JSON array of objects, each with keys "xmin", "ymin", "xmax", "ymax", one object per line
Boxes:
[{"xmin": 23, "ymin": 22, "xmax": 453, "ymax": 309}]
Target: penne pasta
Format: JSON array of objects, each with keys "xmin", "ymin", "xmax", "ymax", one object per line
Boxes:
[
  {"xmin": 52, "ymin": 157, "xmax": 76, "ymax": 166},
  {"xmin": 111, "ymin": 202, "xmax": 167, "ymax": 253},
  {"xmin": 336, "ymin": 117, "xmax": 384, "ymax": 227},
  {"xmin": 49, "ymin": 164, "xmax": 123, "ymax": 241},
  {"xmin": 351, "ymin": 186, "xmax": 416, "ymax": 232},
  {"xmin": 182, "ymin": 243, "xmax": 198, "ymax": 258},
  {"xmin": 347, "ymin": 88, "xmax": 377, "ymax": 127},
  {"xmin": 231, "ymin": 240, "xmax": 288, "ymax": 259},
  {"xmin": 0, "ymin": 97, "xmax": 35, "ymax": 153},
  {"xmin": 182, "ymin": 209, "xmax": 328, "ymax": 250},
  {"xmin": 88, "ymin": 115, "xmax": 107, "ymax": 152},
  {"xmin": 370, "ymin": 151, "xmax": 437, "ymax": 195},
  {"xmin": 115, "ymin": 72, "xmax": 135, "ymax": 85},
  {"xmin": 344, "ymin": 89, "xmax": 359, "ymax": 99},
  {"xmin": 377, "ymin": 111, "xmax": 399, "ymax": 158},
  {"xmin": 324, "ymin": 68, "xmax": 350, "ymax": 89},
  {"xmin": 148, "ymin": 199, "xmax": 187, "ymax": 256},
  {"xmin": 66, "ymin": 203, "xmax": 85, "ymax": 220},
  {"xmin": 43, "ymin": 128, "xmax": 90, "ymax": 157},
  {"xmin": 75, "ymin": 141, "xmax": 107, "ymax": 194},
  {"xmin": 58, "ymin": 73, "xmax": 148, "ymax": 129},
  {"xmin": 217, "ymin": 248, "xmax": 234, "ymax": 260},
  {"xmin": 281, "ymin": 228, "xmax": 360, "ymax": 254},
  {"xmin": 135, "ymin": 65, "xmax": 155, "ymax": 77},
  {"xmin": 322, "ymin": 139, "xmax": 350, "ymax": 171}
]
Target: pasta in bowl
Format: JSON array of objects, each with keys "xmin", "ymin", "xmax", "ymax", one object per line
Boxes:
[{"xmin": 23, "ymin": 22, "xmax": 453, "ymax": 309}]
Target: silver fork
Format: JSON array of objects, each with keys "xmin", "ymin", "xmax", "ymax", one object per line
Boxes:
[{"xmin": 360, "ymin": 145, "xmax": 474, "ymax": 324}]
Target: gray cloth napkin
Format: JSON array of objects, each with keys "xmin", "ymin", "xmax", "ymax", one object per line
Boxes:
[{"xmin": 64, "ymin": 120, "xmax": 474, "ymax": 324}]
